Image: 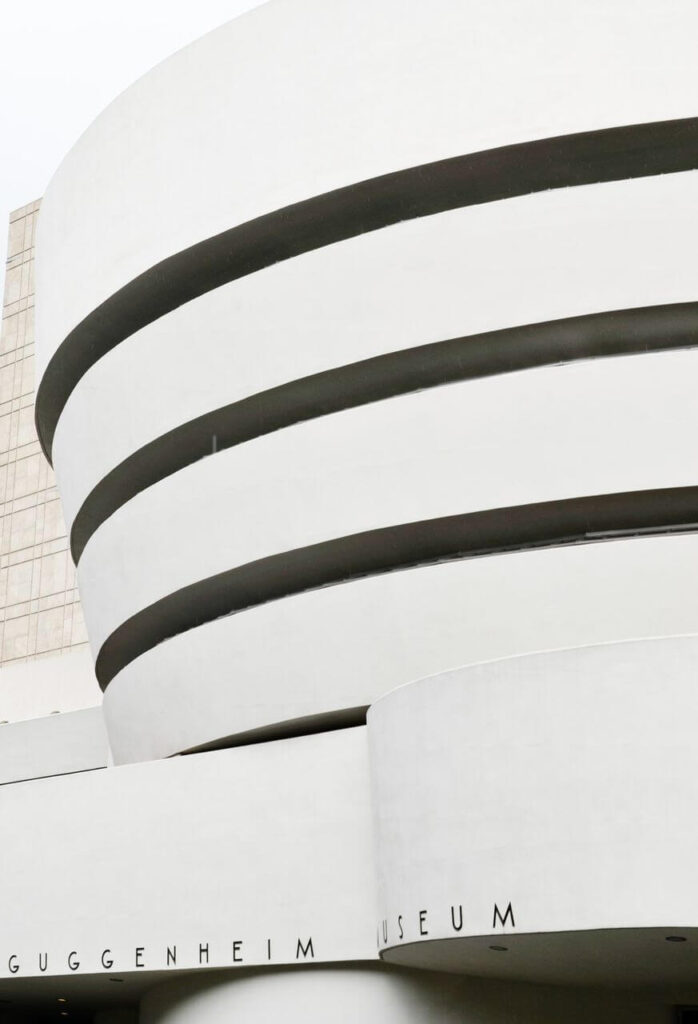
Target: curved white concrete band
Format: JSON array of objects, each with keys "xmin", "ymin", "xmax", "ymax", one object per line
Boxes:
[
  {"xmin": 139, "ymin": 965, "xmax": 669, "ymax": 1024},
  {"xmin": 102, "ymin": 535, "xmax": 698, "ymax": 763},
  {"xmin": 35, "ymin": 0, "xmax": 698, "ymax": 381},
  {"xmin": 368, "ymin": 636, "xmax": 698, "ymax": 985},
  {"xmin": 52, "ymin": 171, "xmax": 698, "ymax": 533},
  {"xmin": 141, "ymin": 968, "xmax": 471, "ymax": 1024},
  {"xmin": 78, "ymin": 348, "xmax": 698, "ymax": 657}
]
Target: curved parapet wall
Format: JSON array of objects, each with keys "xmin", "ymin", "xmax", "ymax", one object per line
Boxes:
[
  {"xmin": 139, "ymin": 965, "xmax": 671, "ymax": 1024},
  {"xmin": 34, "ymin": 0, "xmax": 698, "ymax": 762},
  {"xmin": 0, "ymin": 727, "xmax": 375, "ymax": 980},
  {"xmin": 368, "ymin": 636, "xmax": 698, "ymax": 986}
]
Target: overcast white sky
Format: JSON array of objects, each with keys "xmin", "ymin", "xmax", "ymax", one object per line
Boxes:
[{"xmin": 0, "ymin": 0, "xmax": 266, "ymax": 268}]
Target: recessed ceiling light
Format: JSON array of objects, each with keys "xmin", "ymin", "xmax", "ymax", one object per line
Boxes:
[
  {"xmin": 60, "ymin": 1012, "xmax": 69, "ymax": 1017},
  {"xmin": 489, "ymin": 944, "xmax": 508, "ymax": 951},
  {"xmin": 58, "ymin": 998, "xmax": 67, "ymax": 1003},
  {"xmin": 665, "ymin": 935, "xmax": 688, "ymax": 942}
]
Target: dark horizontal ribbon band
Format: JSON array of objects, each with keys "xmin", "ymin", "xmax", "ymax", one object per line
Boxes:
[
  {"xmin": 96, "ymin": 486, "xmax": 698, "ymax": 690},
  {"xmin": 180, "ymin": 705, "xmax": 369, "ymax": 756},
  {"xmin": 71, "ymin": 301, "xmax": 698, "ymax": 562},
  {"xmin": 37, "ymin": 116, "xmax": 698, "ymax": 460}
]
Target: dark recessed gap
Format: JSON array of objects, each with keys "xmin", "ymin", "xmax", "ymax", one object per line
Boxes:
[{"xmin": 178, "ymin": 706, "xmax": 368, "ymax": 757}]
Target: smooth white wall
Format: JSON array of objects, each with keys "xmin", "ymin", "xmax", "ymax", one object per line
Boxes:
[
  {"xmin": 0, "ymin": 707, "xmax": 108, "ymax": 784},
  {"xmin": 0, "ymin": 727, "xmax": 375, "ymax": 979},
  {"xmin": 0, "ymin": 647, "xmax": 99, "ymax": 724},
  {"xmin": 368, "ymin": 636, "xmax": 698, "ymax": 985}
]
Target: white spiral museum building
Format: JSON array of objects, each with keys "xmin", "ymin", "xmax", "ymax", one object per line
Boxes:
[{"xmin": 3, "ymin": 0, "xmax": 698, "ymax": 1020}]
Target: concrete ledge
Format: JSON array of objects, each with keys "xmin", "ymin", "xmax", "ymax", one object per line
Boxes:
[{"xmin": 0, "ymin": 707, "xmax": 109, "ymax": 785}]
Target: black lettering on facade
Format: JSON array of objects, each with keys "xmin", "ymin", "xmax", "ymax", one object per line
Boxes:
[
  {"xmin": 68, "ymin": 951, "xmax": 80, "ymax": 971},
  {"xmin": 233, "ymin": 941, "xmax": 243, "ymax": 963},
  {"xmin": 199, "ymin": 943, "xmax": 209, "ymax": 965},
  {"xmin": 266, "ymin": 939, "xmax": 271, "ymax": 961},
  {"xmin": 451, "ymin": 904, "xmax": 463, "ymax": 931},
  {"xmin": 8, "ymin": 955, "xmax": 18, "ymax": 975},
  {"xmin": 167, "ymin": 946, "xmax": 177, "ymax": 966},
  {"xmin": 296, "ymin": 937, "xmax": 314, "ymax": 959},
  {"xmin": 135, "ymin": 947, "xmax": 145, "ymax": 968},
  {"xmin": 38, "ymin": 952, "xmax": 48, "ymax": 973},
  {"xmin": 493, "ymin": 902, "xmax": 515, "ymax": 929},
  {"xmin": 419, "ymin": 910, "xmax": 429, "ymax": 936},
  {"xmin": 398, "ymin": 915, "xmax": 404, "ymax": 940},
  {"xmin": 101, "ymin": 950, "xmax": 114, "ymax": 969},
  {"xmin": 381, "ymin": 919, "xmax": 388, "ymax": 943}
]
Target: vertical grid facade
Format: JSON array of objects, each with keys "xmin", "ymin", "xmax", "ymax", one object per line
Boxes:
[{"xmin": 0, "ymin": 202, "xmax": 87, "ymax": 667}]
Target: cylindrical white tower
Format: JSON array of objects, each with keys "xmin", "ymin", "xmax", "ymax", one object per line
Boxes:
[{"xmin": 35, "ymin": 0, "xmax": 698, "ymax": 765}]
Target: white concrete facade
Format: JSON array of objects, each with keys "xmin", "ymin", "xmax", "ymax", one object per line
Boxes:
[{"xmin": 5, "ymin": 0, "xmax": 698, "ymax": 1020}]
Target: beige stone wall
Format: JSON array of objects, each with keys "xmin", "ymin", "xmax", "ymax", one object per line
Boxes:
[{"xmin": 0, "ymin": 201, "xmax": 87, "ymax": 666}]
